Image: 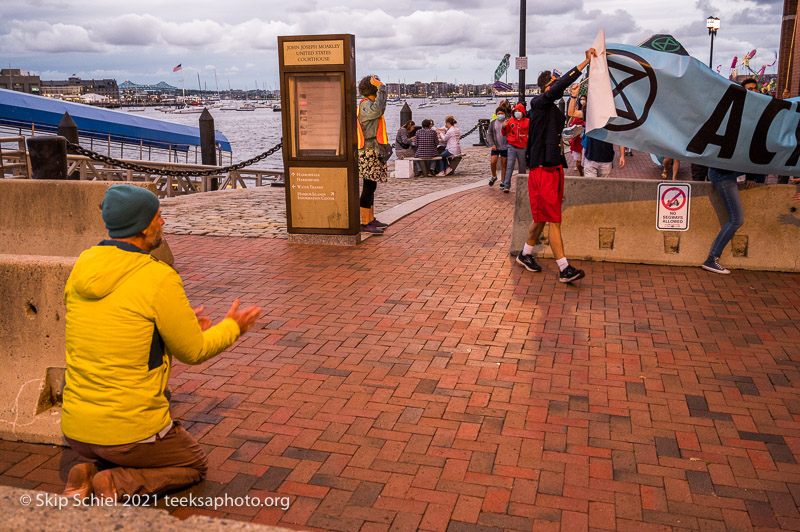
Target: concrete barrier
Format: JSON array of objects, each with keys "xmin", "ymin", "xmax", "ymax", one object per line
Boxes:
[
  {"xmin": 0, "ymin": 180, "xmax": 173, "ymax": 263},
  {"xmin": 0, "ymin": 180, "xmax": 174, "ymax": 444},
  {"xmin": 0, "ymin": 256, "xmax": 73, "ymax": 444},
  {"xmin": 511, "ymin": 175, "xmax": 800, "ymax": 272}
]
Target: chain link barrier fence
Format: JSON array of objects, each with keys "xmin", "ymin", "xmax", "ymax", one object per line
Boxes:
[{"xmin": 62, "ymin": 122, "xmax": 484, "ymax": 178}]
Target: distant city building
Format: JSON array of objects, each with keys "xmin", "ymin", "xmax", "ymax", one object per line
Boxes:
[
  {"xmin": 41, "ymin": 76, "xmax": 119, "ymax": 101},
  {"xmin": 0, "ymin": 69, "xmax": 42, "ymax": 94}
]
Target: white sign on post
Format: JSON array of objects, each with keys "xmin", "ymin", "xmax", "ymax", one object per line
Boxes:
[
  {"xmin": 656, "ymin": 182, "xmax": 691, "ymax": 231},
  {"xmin": 515, "ymin": 57, "xmax": 528, "ymax": 70}
]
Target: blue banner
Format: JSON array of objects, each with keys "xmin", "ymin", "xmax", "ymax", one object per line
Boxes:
[{"xmin": 587, "ymin": 44, "xmax": 800, "ymax": 176}]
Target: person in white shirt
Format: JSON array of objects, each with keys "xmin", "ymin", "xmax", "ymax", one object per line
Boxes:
[{"xmin": 436, "ymin": 115, "xmax": 462, "ymax": 176}]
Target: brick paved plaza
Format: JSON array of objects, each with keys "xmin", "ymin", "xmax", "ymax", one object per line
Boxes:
[{"xmin": 2, "ymin": 172, "xmax": 800, "ymax": 531}]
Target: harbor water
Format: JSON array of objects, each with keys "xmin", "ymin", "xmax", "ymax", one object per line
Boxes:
[{"xmin": 133, "ymin": 100, "xmax": 500, "ymax": 171}]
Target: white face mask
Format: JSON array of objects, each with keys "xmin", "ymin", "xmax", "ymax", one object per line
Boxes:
[
  {"xmin": 496, "ymin": 114, "xmax": 505, "ymax": 121},
  {"xmin": 514, "ymin": 111, "xmax": 523, "ymax": 119}
]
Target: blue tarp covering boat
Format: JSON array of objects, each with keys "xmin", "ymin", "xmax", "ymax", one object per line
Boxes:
[{"xmin": 0, "ymin": 89, "xmax": 232, "ymax": 152}]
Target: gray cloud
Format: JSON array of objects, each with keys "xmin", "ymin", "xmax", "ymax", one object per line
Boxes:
[{"xmin": 0, "ymin": 0, "xmax": 784, "ymax": 89}]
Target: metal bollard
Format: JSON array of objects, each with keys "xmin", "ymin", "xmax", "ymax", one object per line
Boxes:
[
  {"xmin": 27, "ymin": 136, "xmax": 68, "ymax": 180},
  {"xmin": 199, "ymin": 108, "xmax": 218, "ymax": 190},
  {"xmin": 475, "ymin": 118, "xmax": 490, "ymax": 147}
]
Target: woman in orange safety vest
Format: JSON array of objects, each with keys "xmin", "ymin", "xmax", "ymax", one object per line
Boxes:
[{"xmin": 357, "ymin": 75, "xmax": 390, "ymax": 234}]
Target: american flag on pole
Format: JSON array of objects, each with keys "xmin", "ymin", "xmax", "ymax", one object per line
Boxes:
[{"xmin": 173, "ymin": 64, "xmax": 182, "ymax": 72}]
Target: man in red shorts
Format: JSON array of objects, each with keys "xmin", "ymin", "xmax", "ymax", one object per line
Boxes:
[{"xmin": 516, "ymin": 48, "xmax": 596, "ymax": 283}]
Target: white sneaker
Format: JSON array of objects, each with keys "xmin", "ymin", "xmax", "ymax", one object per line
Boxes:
[
  {"xmin": 445, "ymin": 168, "xmax": 455, "ymax": 176},
  {"xmin": 436, "ymin": 171, "xmax": 446, "ymax": 177}
]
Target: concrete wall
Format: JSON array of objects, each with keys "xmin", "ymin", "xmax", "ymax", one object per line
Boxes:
[
  {"xmin": 0, "ymin": 256, "xmax": 73, "ymax": 444},
  {"xmin": 511, "ymin": 176, "xmax": 800, "ymax": 272},
  {"xmin": 0, "ymin": 180, "xmax": 174, "ymax": 444},
  {"xmin": 0, "ymin": 179, "xmax": 173, "ymax": 263}
]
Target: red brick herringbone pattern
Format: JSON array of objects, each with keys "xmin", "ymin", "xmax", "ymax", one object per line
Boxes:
[{"xmin": 2, "ymin": 186, "xmax": 800, "ymax": 531}]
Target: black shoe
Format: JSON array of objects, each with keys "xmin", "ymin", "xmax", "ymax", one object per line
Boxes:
[
  {"xmin": 489, "ymin": 176, "xmax": 497, "ymax": 186},
  {"xmin": 701, "ymin": 256, "xmax": 730, "ymax": 274},
  {"xmin": 503, "ymin": 186, "xmax": 510, "ymax": 193},
  {"xmin": 372, "ymin": 219, "xmax": 389, "ymax": 228},
  {"xmin": 516, "ymin": 252, "xmax": 542, "ymax": 272},
  {"xmin": 558, "ymin": 265, "xmax": 585, "ymax": 283},
  {"xmin": 361, "ymin": 223, "xmax": 384, "ymax": 234}
]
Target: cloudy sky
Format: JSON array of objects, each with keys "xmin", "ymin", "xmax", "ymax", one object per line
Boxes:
[{"xmin": 0, "ymin": 0, "xmax": 783, "ymax": 89}]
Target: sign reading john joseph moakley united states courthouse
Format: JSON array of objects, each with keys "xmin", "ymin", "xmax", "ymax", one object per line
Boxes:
[
  {"xmin": 283, "ymin": 40, "xmax": 344, "ymax": 66},
  {"xmin": 278, "ymin": 34, "xmax": 359, "ymax": 245}
]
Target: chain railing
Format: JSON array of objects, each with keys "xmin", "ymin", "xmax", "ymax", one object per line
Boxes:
[
  {"xmin": 459, "ymin": 123, "xmax": 481, "ymax": 140},
  {"xmin": 65, "ymin": 141, "xmax": 283, "ymax": 177},
  {"xmin": 64, "ymin": 122, "xmax": 483, "ymax": 177}
]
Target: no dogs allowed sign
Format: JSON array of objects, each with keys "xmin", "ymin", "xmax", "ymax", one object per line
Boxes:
[{"xmin": 656, "ymin": 182, "xmax": 691, "ymax": 231}]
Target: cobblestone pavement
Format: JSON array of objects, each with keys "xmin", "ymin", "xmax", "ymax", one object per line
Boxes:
[
  {"xmin": 160, "ymin": 146, "xmax": 708, "ymax": 239},
  {"xmin": 160, "ymin": 146, "xmax": 496, "ymax": 238},
  {"xmin": 3, "ymin": 182, "xmax": 800, "ymax": 531}
]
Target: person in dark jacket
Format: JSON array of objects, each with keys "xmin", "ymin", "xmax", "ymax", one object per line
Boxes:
[
  {"xmin": 515, "ymin": 48, "xmax": 596, "ymax": 284},
  {"xmin": 414, "ymin": 119, "xmax": 439, "ymax": 176}
]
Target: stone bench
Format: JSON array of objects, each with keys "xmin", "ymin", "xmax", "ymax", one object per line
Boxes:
[{"xmin": 395, "ymin": 154, "xmax": 466, "ymax": 178}]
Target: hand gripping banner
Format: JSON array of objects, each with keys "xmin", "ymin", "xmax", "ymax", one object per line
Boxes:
[{"xmin": 586, "ymin": 42, "xmax": 800, "ymax": 176}]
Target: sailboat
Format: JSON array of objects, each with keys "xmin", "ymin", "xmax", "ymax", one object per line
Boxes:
[{"xmin": 236, "ymin": 84, "xmax": 256, "ymax": 111}]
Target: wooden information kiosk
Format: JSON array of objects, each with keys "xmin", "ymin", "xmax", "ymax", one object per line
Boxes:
[{"xmin": 278, "ymin": 34, "xmax": 360, "ymax": 245}]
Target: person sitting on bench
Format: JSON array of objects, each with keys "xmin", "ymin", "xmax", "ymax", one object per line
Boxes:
[
  {"xmin": 435, "ymin": 115, "xmax": 462, "ymax": 176},
  {"xmin": 414, "ymin": 119, "xmax": 439, "ymax": 176}
]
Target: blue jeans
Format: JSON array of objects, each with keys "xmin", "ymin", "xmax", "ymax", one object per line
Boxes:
[
  {"xmin": 708, "ymin": 168, "xmax": 744, "ymax": 258},
  {"xmin": 438, "ymin": 150, "xmax": 454, "ymax": 172},
  {"xmin": 504, "ymin": 146, "xmax": 527, "ymax": 187}
]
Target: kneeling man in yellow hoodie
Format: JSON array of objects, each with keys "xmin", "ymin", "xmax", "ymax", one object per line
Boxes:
[{"xmin": 62, "ymin": 184, "xmax": 261, "ymax": 500}]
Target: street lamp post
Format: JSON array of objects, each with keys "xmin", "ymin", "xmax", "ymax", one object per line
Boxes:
[
  {"xmin": 707, "ymin": 16, "xmax": 720, "ymax": 69},
  {"xmin": 519, "ymin": 0, "xmax": 526, "ymax": 105}
]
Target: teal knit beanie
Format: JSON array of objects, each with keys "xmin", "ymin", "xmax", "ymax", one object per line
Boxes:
[{"xmin": 101, "ymin": 185, "xmax": 160, "ymax": 238}]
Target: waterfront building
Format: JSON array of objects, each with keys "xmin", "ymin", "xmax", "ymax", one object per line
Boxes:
[
  {"xmin": 0, "ymin": 69, "xmax": 42, "ymax": 95},
  {"xmin": 41, "ymin": 76, "xmax": 119, "ymax": 101}
]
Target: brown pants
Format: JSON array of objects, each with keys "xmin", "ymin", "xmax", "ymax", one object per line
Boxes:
[{"xmin": 65, "ymin": 421, "xmax": 208, "ymax": 497}]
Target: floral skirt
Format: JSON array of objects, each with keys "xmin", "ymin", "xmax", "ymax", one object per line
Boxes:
[{"xmin": 358, "ymin": 148, "xmax": 388, "ymax": 183}]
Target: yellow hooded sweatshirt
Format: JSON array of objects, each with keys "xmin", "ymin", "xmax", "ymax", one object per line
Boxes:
[{"xmin": 61, "ymin": 241, "xmax": 240, "ymax": 445}]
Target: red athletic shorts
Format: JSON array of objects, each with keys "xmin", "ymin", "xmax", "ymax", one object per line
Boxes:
[
  {"xmin": 528, "ymin": 166, "xmax": 565, "ymax": 223},
  {"xmin": 528, "ymin": 166, "xmax": 564, "ymax": 222}
]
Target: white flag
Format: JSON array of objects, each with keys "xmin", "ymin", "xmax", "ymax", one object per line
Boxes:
[{"xmin": 586, "ymin": 29, "xmax": 617, "ymax": 132}]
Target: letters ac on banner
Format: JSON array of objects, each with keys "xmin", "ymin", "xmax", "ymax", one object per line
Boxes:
[
  {"xmin": 586, "ymin": 43, "xmax": 800, "ymax": 176},
  {"xmin": 656, "ymin": 182, "xmax": 691, "ymax": 231}
]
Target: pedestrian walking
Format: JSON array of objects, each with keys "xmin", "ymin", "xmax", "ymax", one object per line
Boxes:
[
  {"xmin": 500, "ymin": 103, "xmax": 529, "ymax": 193},
  {"xmin": 516, "ymin": 49, "xmax": 598, "ymax": 283},
  {"xmin": 487, "ymin": 106, "xmax": 509, "ymax": 186},
  {"xmin": 62, "ymin": 185, "xmax": 262, "ymax": 501}
]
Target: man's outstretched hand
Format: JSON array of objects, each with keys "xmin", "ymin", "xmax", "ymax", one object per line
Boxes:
[
  {"xmin": 225, "ymin": 299, "xmax": 262, "ymax": 334},
  {"xmin": 193, "ymin": 305, "xmax": 212, "ymax": 331}
]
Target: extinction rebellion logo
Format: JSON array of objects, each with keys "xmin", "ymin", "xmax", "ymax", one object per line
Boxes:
[{"xmin": 605, "ymin": 49, "xmax": 658, "ymax": 132}]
